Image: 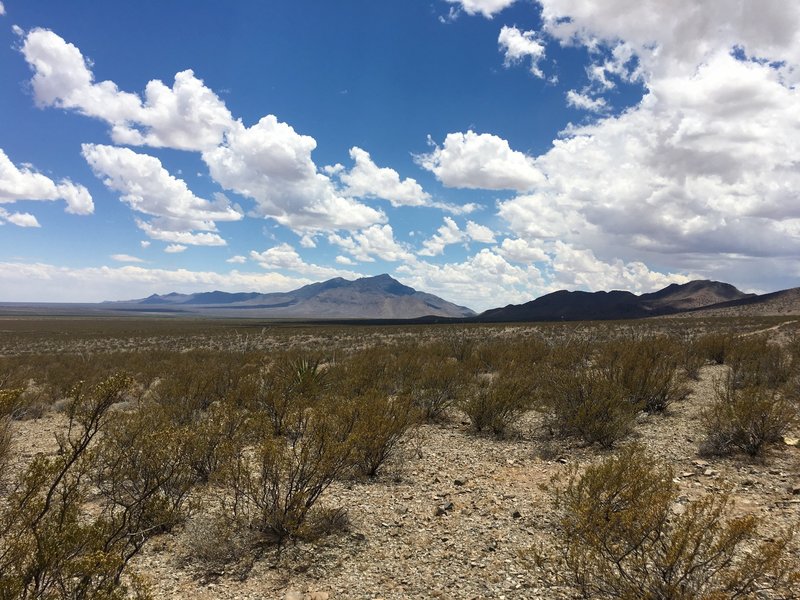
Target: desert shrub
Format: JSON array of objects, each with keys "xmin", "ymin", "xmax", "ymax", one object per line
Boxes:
[
  {"xmin": 349, "ymin": 390, "xmax": 419, "ymax": 478},
  {"xmin": 460, "ymin": 369, "xmax": 532, "ymax": 435},
  {"xmin": 598, "ymin": 336, "xmax": 688, "ymax": 413},
  {"xmin": 221, "ymin": 400, "xmax": 356, "ymax": 544},
  {"xmin": 701, "ymin": 375, "xmax": 797, "ymax": 457},
  {"xmin": 183, "ymin": 400, "xmax": 253, "ymax": 483},
  {"xmin": 540, "ymin": 369, "xmax": 637, "ymax": 448},
  {"xmin": 251, "ymin": 353, "xmax": 329, "ymax": 436},
  {"xmin": 693, "ymin": 332, "xmax": 734, "ymax": 365},
  {"xmin": 182, "ymin": 513, "xmax": 254, "ymax": 573},
  {"xmin": 91, "ymin": 402, "xmax": 199, "ymax": 571},
  {"xmin": 552, "ymin": 444, "xmax": 799, "ymax": 599},
  {"xmin": 0, "ymin": 416, "xmax": 11, "ymax": 483},
  {"xmin": 0, "ymin": 374, "xmax": 155, "ymax": 599},
  {"xmin": 409, "ymin": 359, "xmax": 466, "ymax": 421},
  {"xmin": 726, "ymin": 336, "xmax": 792, "ymax": 390}
]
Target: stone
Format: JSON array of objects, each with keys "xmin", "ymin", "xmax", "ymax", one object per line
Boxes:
[
  {"xmin": 454, "ymin": 477, "xmax": 468, "ymax": 486},
  {"xmin": 435, "ymin": 502, "xmax": 454, "ymax": 516}
]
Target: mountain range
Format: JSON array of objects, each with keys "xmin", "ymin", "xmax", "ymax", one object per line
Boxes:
[
  {"xmin": 111, "ymin": 274, "xmax": 475, "ymax": 319},
  {"xmin": 106, "ymin": 275, "xmax": 800, "ymax": 322}
]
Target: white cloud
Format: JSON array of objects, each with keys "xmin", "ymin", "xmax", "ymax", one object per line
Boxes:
[
  {"xmin": 335, "ymin": 255, "xmax": 355, "ymax": 266},
  {"xmin": 416, "ymin": 131, "xmax": 545, "ymax": 191},
  {"xmin": 398, "ymin": 248, "xmax": 544, "ymax": 311},
  {"xmin": 418, "ymin": 217, "xmax": 465, "ymax": 256},
  {"xmin": 82, "ymin": 144, "xmax": 242, "ymax": 245},
  {"xmin": 465, "ymin": 220, "xmax": 496, "ymax": 243},
  {"xmin": 0, "ymin": 261, "xmax": 315, "ymax": 302},
  {"xmin": 0, "ymin": 3, "xmax": 6, "ymax": 16},
  {"xmin": 496, "ymin": 237, "xmax": 548, "ymax": 263},
  {"xmin": 0, "ymin": 148, "xmax": 94, "ymax": 216},
  {"xmin": 250, "ymin": 243, "xmax": 360, "ymax": 279},
  {"xmin": 203, "ymin": 117, "xmax": 385, "ymax": 232},
  {"xmin": 498, "ymin": 26, "xmax": 547, "ymax": 78},
  {"xmin": 0, "ymin": 207, "xmax": 40, "ymax": 227},
  {"xmin": 21, "ymin": 29, "xmax": 234, "ymax": 151},
  {"xmin": 328, "ymin": 224, "xmax": 414, "ymax": 263},
  {"xmin": 444, "ymin": 0, "xmax": 518, "ymax": 19},
  {"xmin": 111, "ymin": 254, "xmax": 144, "ymax": 263},
  {"xmin": 339, "ymin": 147, "xmax": 431, "ymax": 207},
  {"xmin": 418, "ymin": 217, "xmax": 496, "ymax": 256},
  {"xmin": 140, "ymin": 240, "xmax": 151, "ymax": 248},
  {"xmin": 226, "ymin": 255, "xmax": 247, "ymax": 264},
  {"xmin": 565, "ymin": 89, "xmax": 607, "ymax": 112},
  {"xmin": 164, "ymin": 244, "xmax": 187, "ymax": 253}
]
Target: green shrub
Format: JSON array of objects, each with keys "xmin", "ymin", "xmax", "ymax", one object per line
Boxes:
[
  {"xmin": 460, "ymin": 369, "xmax": 532, "ymax": 435},
  {"xmin": 692, "ymin": 332, "xmax": 734, "ymax": 365},
  {"xmin": 552, "ymin": 444, "xmax": 799, "ymax": 599},
  {"xmin": 726, "ymin": 336, "xmax": 792, "ymax": 390},
  {"xmin": 597, "ymin": 336, "xmax": 687, "ymax": 413},
  {"xmin": 541, "ymin": 369, "xmax": 637, "ymax": 448},
  {"xmin": 409, "ymin": 359, "xmax": 466, "ymax": 421},
  {"xmin": 349, "ymin": 390, "xmax": 418, "ymax": 477},
  {"xmin": 221, "ymin": 400, "xmax": 355, "ymax": 544},
  {"xmin": 0, "ymin": 374, "xmax": 156, "ymax": 599},
  {"xmin": 701, "ymin": 375, "xmax": 797, "ymax": 457}
]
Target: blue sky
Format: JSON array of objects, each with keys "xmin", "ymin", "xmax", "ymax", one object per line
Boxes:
[{"xmin": 1, "ymin": 0, "xmax": 799, "ymax": 310}]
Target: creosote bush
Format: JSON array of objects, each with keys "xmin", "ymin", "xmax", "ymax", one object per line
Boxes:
[
  {"xmin": 726, "ymin": 336, "xmax": 792, "ymax": 390},
  {"xmin": 460, "ymin": 369, "xmax": 532, "ymax": 435},
  {"xmin": 220, "ymin": 399, "xmax": 356, "ymax": 545},
  {"xmin": 541, "ymin": 369, "xmax": 637, "ymax": 448},
  {"xmin": 349, "ymin": 390, "xmax": 418, "ymax": 477},
  {"xmin": 551, "ymin": 444, "xmax": 799, "ymax": 599},
  {"xmin": 701, "ymin": 374, "xmax": 797, "ymax": 457},
  {"xmin": 0, "ymin": 374, "xmax": 161, "ymax": 599},
  {"xmin": 598, "ymin": 336, "xmax": 687, "ymax": 413}
]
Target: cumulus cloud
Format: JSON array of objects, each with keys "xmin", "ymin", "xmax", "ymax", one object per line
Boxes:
[
  {"xmin": 21, "ymin": 28, "xmax": 234, "ymax": 151},
  {"xmin": 164, "ymin": 244, "xmax": 187, "ymax": 253},
  {"xmin": 0, "ymin": 148, "xmax": 94, "ymax": 219},
  {"xmin": 0, "ymin": 207, "xmax": 40, "ymax": 227},
  {"xmin": 418, "ymin": 217, "xmax": 498, "ymax": 256},
  {"xmin": 565, "ymin": 89, "xmax": 607, "ymax": 112},
  {"xmin": 20, "ymin": 28, "xmax": 391, "ymax": 234},
  {"xmin": 398, "ymin": 248, "xmax": 544, "ymax": 311},
  {"xmin": 496, "ymin": 237, "xmax": 548, "ymax": 263},
  {"xmin": 338, "ymin": 147, "xmax": 431, "ymax": 207},
  {"xmin": 0, "ymin": 3, "xmax": 6, "ymax": 16},
  {"xmin": 249, "ymin": 243, "xmax": 361, "ymax": 279},
  {"xmin": 226, "ymin": 255, "xmax": 247, "ymax": 264},
  {"xmin": 498, "ymin": 26, "xmax": 547, "ymax": 78},
  {"xmin": 0, "ymin": 261, "xmax": 315, "ymax": 302},
  {"xmin": 328, "ymin": 224, "xmax": 414, "ymax": 263},
  {"xmin": 111, "ymin": 254, "xmax": 144, "ymax": 263},
  {"xmin": 444, "ymin": 0, "xmax": 518, "ymax": 19},
  {"xmin": 82, "ymin": 144, "xmax": 242, "ymax": 245},
  {"xmin": 203, "ymin": 117, "xmax": 385, "ymax": 232},
  {"xmin": 416, "ymin": 131, "xmax": 545, "ymax": 191}
]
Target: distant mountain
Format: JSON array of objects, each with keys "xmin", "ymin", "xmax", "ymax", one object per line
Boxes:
[
  {"xmin": 678, "ymin": 286, "xmax": 800, "ymax": 318},
  {"xmin": 117, "ymin": 274, "xmax": 475, "ymax": 319},
  {"xmin": 476, "ymin": 280, "xmax": 755, "ymax": 322}
]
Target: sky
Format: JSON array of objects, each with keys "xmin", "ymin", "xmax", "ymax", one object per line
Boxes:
[{"xmin": 1, "ymin": 0, "xmax": 799, "ymax": 311}]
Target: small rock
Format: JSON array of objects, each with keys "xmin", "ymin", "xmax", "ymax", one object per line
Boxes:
[
  {"xmin": 284, "ymin": 592, "xmax": 303, "ymax": 600},
  {"xmin": 783, "ymin": 436, "xmax": 799, "ymax": 446},
  {"xmin": 454, "ymin": 477, "xmax": 468, "ymax": 487},
  {"xmin": 307, "ymin": 593, "xmax": 330, "ymax": 600},
  {"xmin": 680, "ymin": 472, "xmax": 695, "ymax": 478},
  {"xmin": 791, "ymin": 485, "xmax": 800, "ymax": 495},
  {"xmin": 511, "ymin": 510, "xmax": 522, "ymax": 519},
  {"xmin": 692, "ymin": 459, "xmax": 710, "ymax": 468},
  {"xmin": 435, "ymin": 502, "xmax": 454, "ymax": 516},
  {"xmin": 703, "ymin": 468, "xmax": 719, "ymax": 477}
]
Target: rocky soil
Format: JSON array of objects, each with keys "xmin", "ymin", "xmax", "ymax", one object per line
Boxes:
[{"xmin": 7, "ymin": 363, "xmax": 800, "ymax": 600}]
